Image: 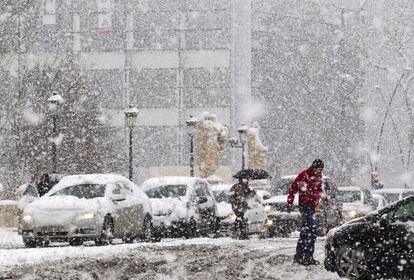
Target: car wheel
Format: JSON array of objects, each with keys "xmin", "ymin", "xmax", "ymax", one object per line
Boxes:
[
  {"xmin": 336, "ymin": 245, "xmax": 369, "ymax": 280},
  {"xmin": 95, "ymin": 216, "xmax": 114, "ymax": 246},
  {"xmin": 184, "ymin": 218, "xmax": 197, "ymax": 239},
  {"xmin": 69, "ymin": 238, "xmax": 83, "ymax": 246},
  {"xmin": 122, "ymin": 236, "xmax": 135, "ymax": 243},
  {"xmin": 143, "ymin": 215, "xmax": 160, "ymax": 242},
  {"xmin": 23, "ymin": 238, "xmax": 38, "ymax": 248}
]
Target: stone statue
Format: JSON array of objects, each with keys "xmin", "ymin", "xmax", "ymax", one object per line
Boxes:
[
  {"xmin": 247, "ymin": 122, "xmax": 268, "ymax": 170},
  {"xmin": 196, "ymin": 112, "xmax": 229, "ymax": 178}
]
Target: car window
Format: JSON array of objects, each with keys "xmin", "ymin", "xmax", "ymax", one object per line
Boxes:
[
  {"xmin": 51, "ymin": 184, "xmax": 106, "ymax": 199},
  {"xmin": 272, "ymin": 178, "xmax": 293, "ymax": 195},
  {"xmin": 389, "ymin": 201, "xmax": 414, "ymax": 222},
  {"xmin": 337, "ymin": 190, "xmax": 361, "ymax": 203},
  {"xmin": 362, "ymin": 189, "xmax": 375, "ymax": 204},
  {"xmin": 382, "ymin": 193, "xmax": 400, "ymax": 203},
  {"xmin": 213, "ymin": 190, "xmax": 230, "ymax": 203},
  {"xmin": 23, "ymin": 184, "xmax": 38, "ymax": 197},
  {"xmin": 402, "ymin": 191, "xmax": 414, "ymax": 198},
  {"xmin": 119, "ymin": 182, "xmax": 132, "ymax": 193},
  {"xmin": 145, "ymin": 185, "xmax": 187, "ymax": 198},
  {"xmin": 194, "ymin": 182, "xmax": 211, "ymax": 197}
]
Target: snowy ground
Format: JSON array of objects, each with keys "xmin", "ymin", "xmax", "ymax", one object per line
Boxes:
[{"xmin": 0, "ymin": 228, "xmax": 341, "ymax": 280}]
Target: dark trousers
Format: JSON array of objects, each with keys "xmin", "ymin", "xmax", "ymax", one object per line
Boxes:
[
  {"xmin": 233, "ymin": 211, "xmax": 248, "ymax": 239},
  {"xmin": 295, "ymin": 205, "xmax": 317, "ymax": 257}
]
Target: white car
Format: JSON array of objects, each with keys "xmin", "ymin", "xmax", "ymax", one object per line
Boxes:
[
  {"xmin": 337, "ymin": 186, "xmax": 377, "ymax": 221},
  {"xmin": 372, "ymin": 188, "xmax": 414, "ymax": 204},
  {"xmin": 255, "ymin": 190, "xmax": 272, "ymax": 204},
  {"xmin": 140, "ymin": 176, "xmax": 219, "ymax": 238},
  {"xmin": 211, "ymin": 184, "xmax": 266, "ymax": 236},
  {"xmin": 21, "ymin": 174, "xmax": 155, "ymax": 247}
]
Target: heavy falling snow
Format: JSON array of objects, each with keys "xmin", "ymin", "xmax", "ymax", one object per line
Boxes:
[{"xmin": 1, "ymin": 0, "xmax": 414, "ymax": 279}]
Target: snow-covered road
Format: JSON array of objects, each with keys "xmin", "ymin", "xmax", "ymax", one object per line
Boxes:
[{"xmin": 0, "ymin": 228, "xmax": 342, "ymax": 279}]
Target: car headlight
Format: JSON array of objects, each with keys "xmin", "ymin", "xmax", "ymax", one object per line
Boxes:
[
  {"xmin": 79, "ymin": 212, "xmax": 95, "ymax": 220},
  {"xmin": 264, "ymin": 205, "xmax": 272, "ymax": 212},
  {"xmin": 344, "ymin": 210, "xmax": 358, "ymax": 219},
  {"xmin": 266, "ymin": 219, "xmax": 274, "ymax": 227},
  {"xmin": 228, "ymin": 213, "xmax": 237, "ymax": 222},
  {"xmin": 23, "ymin": 214, "xmax": 32, "ymax": 222}
]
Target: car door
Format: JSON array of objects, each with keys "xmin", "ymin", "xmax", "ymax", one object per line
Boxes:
[
  {"xmin": 245, "ymin": 194, "xmax": 265, "ymax": 232},
  {"xmin": 115, "ymin": 182, "xmax": 144, "ymax": 236},
  {"xmin": 379, "ymin": 200, "xmax": 414, "ymax": 276},
  {"xmin": 193, "ymin": 182, "xmax": 215, "ymax": 222}
]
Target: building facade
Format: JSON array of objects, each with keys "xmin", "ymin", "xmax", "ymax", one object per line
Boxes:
[{"xmin": 0, "ymin": 0, "xmax": 369, "ymax": 189}]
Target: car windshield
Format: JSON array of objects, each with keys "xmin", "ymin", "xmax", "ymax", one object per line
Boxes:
[
  {"xmin": 51, "ymin": 184, "xmax": 106, "ymax": 199},
  {"xmin": 402, "ymin": 191, "xmax": 414, "ymax": 198},
  {"xmin": 382, "ymin": 193, "xmax": 400, "ymax": 203},
  {"xmin": 271, "ymin": 178, "xmax": 293, "ymax": 195},
  {"xmin": 145, "ymin": 184, "xmax": 187, "ymax": 198},
  {"xmin": 337, "ymin": 190, "xmax": 361, "ymax": 203},
  {"xmin": 213, "ymin": 190, "xmax": 230, "ymax": 203}
]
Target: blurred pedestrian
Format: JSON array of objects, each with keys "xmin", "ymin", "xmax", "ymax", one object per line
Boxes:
[
  {"xmin": 229, "ymin": 178, "xmax": 256, "ymax": 239},
  {"xmin": 36, "ymin": 173, "xmax": 52, "ymax": 197},
  {"xmin": 287, "ymin": 159, "xmax": 330, "ymax": 266}
]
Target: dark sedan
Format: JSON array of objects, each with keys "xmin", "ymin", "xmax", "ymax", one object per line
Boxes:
[{"xmin": 324, "ymin": 195, "xmax": 414, "ymax": 279}]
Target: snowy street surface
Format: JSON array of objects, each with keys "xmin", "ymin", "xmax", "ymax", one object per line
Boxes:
[{"xmin": 0, "ymin": 228, "xmax": 341, "ymax": 280}]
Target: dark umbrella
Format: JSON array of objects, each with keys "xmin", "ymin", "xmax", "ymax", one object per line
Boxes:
[{"xmin": 232, "ymin": 168, "xmax": 271, "ymax": 180}]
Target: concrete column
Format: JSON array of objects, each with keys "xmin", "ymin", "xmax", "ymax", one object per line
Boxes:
[{"xmin": 231, "ymin": 0, "xmax": 252, "ymax": 127}]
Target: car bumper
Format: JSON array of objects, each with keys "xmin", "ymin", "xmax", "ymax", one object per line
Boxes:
[
  {"xmin": 264, "ymin": 213, "xmax": 300, "ymax": 234},
  {"xmin": 152, "ymin": 216, "xmax": 187, "ymax": 237},
  {"xmin": 21, "ymin": 219, "xmax": 101, "ymax": 242}
]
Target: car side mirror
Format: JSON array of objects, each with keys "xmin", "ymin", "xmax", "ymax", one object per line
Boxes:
[
  {"xmin": 379, "ymin": 214, "xmax": 389, "ymax": 229},
  {"xmin": 198, "ymin": 196, "xmax": 208, "ymax": 204},
  {"xmin": 111, "ymin": 193, "xmax": 126, "ymax": 201}
]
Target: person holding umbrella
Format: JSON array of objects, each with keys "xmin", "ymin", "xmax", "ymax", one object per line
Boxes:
[
  {"xmin": 229, "ymin": 177, "xmax": 256, "ymax": 239},
  {"xmin": 287, "ymin": 159, "xmax": 330, "ymax": 266}
]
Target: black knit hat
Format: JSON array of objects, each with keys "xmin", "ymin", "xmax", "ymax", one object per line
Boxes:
[{"xmin": 311, "ymin": 159, "xmax": 324, "ymax": 169}]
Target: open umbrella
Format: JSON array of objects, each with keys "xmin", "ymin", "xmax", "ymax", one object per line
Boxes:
[{"xmin": 232, "ymin": 168, "xmax": 271, "ymax": 180}]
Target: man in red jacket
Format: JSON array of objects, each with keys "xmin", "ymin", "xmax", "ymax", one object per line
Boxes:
[{"xmin": 287, "ymin": 159, "xmax": 329, "ymax": 266}]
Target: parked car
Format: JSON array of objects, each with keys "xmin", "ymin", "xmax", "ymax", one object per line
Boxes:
[
  {"xmin": 324, "ymin": 195, "xmax": 414, "ymax": 279},
  {"xmin": 265, "ymin": 175, "xmax": 341, "ymax": 236},
  {"xmin": 211, "ymin": 184, "xmax": 266, "ymax": 237},
  {"xmin": 16, "ymin": 174, "xmax": 64, "ymax": 235},
  {"xmin": 20, "ymin": 174, "xmax": 155, "ymax": 247},
  {"xmin": 263, "ymin": 195, "xmax": 301, "ymax": 237},
  {"xmin": 336, "ymin": 186, "xmax": 377, "ymax": 222},
  {"xmin": 255, "ymin": 189, "xmax": 272, "ymax": 204},
  {"xmin": 372, "ymin": 188, "xmax": 414, "ymax": 204},
  {"xmin": 140, "ymin": 176, "xmax": 219, "ymax": 238}
]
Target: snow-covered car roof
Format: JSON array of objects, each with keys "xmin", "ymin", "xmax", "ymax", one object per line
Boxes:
[
  {"xmin": 264, "ymin": 195, "xmax": 299, "ymax": 205},
  {"xmin": 373, "ymin": 188, "xmax": 414, "ymax": 194},
  {"xmin": 280, "ymin": 175, "xmax": 332, "ymax": 180},
  {"xmin": 140, "ymin": 176, "xmax": 207, "ymax": 192},
  {"xmin": 47, "ymin": 174, "xmax": 134, "ymax": 196},
  {"xmin": 210, "ymin": 184, "xmax": 232, "ymax": 192},
  {"xmin": 338, "ymin": 186, "xmax": 363, "ymax": 192}
]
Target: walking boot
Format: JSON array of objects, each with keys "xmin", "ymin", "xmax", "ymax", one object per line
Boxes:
[
  {"xmin": 293, "ymin": 255, "xmax": 309, "ymax": 266},
  {"xmin": 305, "ymin": 256, "xmax": 320, "ymax": 265}
]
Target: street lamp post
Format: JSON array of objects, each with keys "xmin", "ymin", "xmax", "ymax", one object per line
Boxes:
[
  {"xmin": 125, "ymin": 106, "xmax": 138, "ymax": 181},
  {"xmin": 185, "ymin": 115, "xmax": 198, "ymax": 177},
  {"xmin": 237, "ymin": 123, "xmax": 249, "ymax": 170},
  {"xmin": 47, "ymin": 93, "xmax": 64, "ymax": 173}
]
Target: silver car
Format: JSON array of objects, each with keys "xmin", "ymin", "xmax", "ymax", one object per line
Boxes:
[{"xmin": 21, "ymin": 174, "xmax": 155, "ymax": 247}]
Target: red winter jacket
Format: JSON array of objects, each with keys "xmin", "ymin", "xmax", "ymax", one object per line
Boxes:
[{"xmin": 287, "ymin": 168, "xmax": 325, "ymax": 209}]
